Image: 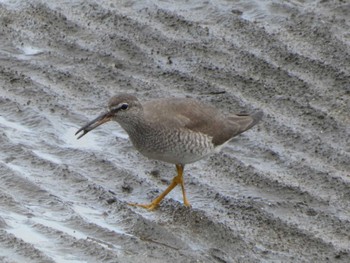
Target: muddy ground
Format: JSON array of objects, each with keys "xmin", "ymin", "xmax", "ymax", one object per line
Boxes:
[{"xmin": 0, "ymin": 0, "xmax": 349, "ymax": 262}]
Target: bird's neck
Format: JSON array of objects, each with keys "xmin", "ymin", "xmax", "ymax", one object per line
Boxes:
[{"xmin": 117, "ymin": 113, "xmax": 152, "ymax": 137}]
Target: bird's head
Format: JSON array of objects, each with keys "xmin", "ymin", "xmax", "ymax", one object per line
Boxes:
[{"xmin": 75, "ymin": 93, "xmax": 142, "ymax": 139}]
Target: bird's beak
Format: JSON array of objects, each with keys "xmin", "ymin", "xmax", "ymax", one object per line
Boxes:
[{"xmin": 75, "ymin": 111, "xmax": 113, "ymax": 139}]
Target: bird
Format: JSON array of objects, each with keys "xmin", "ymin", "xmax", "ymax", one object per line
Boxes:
[{"xmin": 76, "ymin": 93, "xmax": 263, "ymax": 210}]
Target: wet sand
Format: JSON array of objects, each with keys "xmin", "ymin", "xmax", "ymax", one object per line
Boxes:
[{"xmin": 0, "ymin": 0, "xmax": 349, "ymax": 262}]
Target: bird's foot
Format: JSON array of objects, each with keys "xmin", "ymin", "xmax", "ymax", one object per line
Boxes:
[
  {"xmin": 183, "ymin": 199, "xmax": 191, "ymax": 208},
  {"xmin": 128, "ymin": 199, "xmax": 191, "ymax": 210},
  {"xmin": 127, "ymin": 202, "xmax": 159, "ymax": 211}
]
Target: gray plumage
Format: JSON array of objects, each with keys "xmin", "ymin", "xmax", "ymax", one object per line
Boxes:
[{"xmin": 107, "ymin": 94, "xmax": 262, "ymax": 164}]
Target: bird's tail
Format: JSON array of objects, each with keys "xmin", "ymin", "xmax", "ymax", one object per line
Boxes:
[{"xmin": 228, "ymin": 110, "xmax": 263, "ymax": 134}]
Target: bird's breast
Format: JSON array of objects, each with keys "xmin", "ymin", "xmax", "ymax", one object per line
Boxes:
[{"xmin": 129, "ymin": 127, "xmax": 216, "ymax": 164}]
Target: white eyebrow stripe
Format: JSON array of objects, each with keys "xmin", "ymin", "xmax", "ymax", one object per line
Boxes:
[{"xmin": 110, "ymin": 102, "xmax": 128, "ymax": 111}]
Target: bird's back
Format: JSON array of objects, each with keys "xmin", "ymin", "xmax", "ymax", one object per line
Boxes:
[{"xmin": 142, "ymin": 98, "xmax": 262, "ymax": 147}]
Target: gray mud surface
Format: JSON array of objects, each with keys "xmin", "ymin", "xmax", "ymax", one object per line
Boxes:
[{"xmin": 0, "ymin": 0, "xmax": 349, "ymax": 262}]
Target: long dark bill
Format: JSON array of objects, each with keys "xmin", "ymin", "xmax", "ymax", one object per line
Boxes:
[{"xmin": 75, "ymin": 112, "xmax": 112, "ymax": 139}]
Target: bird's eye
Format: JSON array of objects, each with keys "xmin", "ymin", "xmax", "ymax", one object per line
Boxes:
[{"xmin": 119, "ymin": 103, "xmax": 129, "ymax": 110}]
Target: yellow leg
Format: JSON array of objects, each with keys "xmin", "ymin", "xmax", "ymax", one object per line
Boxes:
[
  {"xmin": 177, "ymin": 164, "xmax": 190, "ymax": 207},
  {"xmin": 128, "ymin": 164, "xmax": 191, "ymax": 210}
]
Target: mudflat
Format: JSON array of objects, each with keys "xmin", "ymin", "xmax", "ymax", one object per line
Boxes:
[{"xmin": 0, "ymin": 1, "xmax": 349, "ymax": 262}]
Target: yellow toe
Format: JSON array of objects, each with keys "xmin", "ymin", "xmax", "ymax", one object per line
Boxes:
[{"xmin": 128, "ymin": 202, "xmax": 159, "ymax": 211}]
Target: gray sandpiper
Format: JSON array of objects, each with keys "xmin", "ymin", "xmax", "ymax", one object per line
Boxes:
[{"xmin": 76, "ymin": 93, "xmax": 263, "ymax": 210}]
